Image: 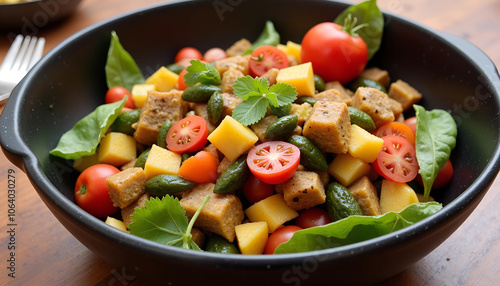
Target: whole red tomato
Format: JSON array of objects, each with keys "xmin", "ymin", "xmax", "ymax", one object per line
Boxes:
[
  {"xmin": 175, "ymin": 47, "xmax": 203, "ymax": 63},
  {"xmin": 301, "ymin": 22, "xmax": 368, "ymax": 84},
  {"xmin": 264, "ymin": 225, "xmax": 302, "ymax": 254},
  {"xmin": 105, "ymin": 86, "xmax": 135, "ymax": 109},
  {"xmin": 74, "ymin": 164, "xmax": 120, "ymax": 217}
]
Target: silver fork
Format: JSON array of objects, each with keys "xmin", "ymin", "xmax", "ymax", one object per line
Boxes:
[{"xmin": 0, "ymin": 35, "xmax": 45, "ymax": 103}]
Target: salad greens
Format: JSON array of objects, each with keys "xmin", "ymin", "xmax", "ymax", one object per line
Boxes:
[
  {"xmin": 275, "ymin": 202, "xmax": 442, "ymax": 254},
  {"xmin": 251, "ymin": 20, "xmax": 281, "ymax": 49},
  {"xmin": 414, "ymin": 105, "xmax": 457, "ymax": 201},
  {"xmin": 183, "ymin": 60, "xmax": 221, "ymax": 87},
  {"xmin": 50, "ymin": 98, "xmax": 126, "ymax": 160}
]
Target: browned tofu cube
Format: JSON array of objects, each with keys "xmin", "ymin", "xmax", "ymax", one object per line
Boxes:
[
  {"xmin": 191, "ymin": 228, "xmax": 205, "ymax": 249},
  {"xmin": 282, "ymin": 171, "xmax": 326, "ymax": 211},
  {"xmin": 313, "ymin": 88, "xmax": 351, "ymax": 106},
  {"xmin": 251, "ymin": 115, "xmax": 278, "ymax": 142},
  {"xmin": 180, "ymin": 183, "xmax": 244, "ymax": 242},
  {"xmin": 192, "ymin": 103, "xmax": 217, "ymax": 133},
  {"xmin": 222, "ymin": 92, "xmax": 244, "ymax": 117},
  {"xmin": 225, "ymin": 38, "xmax": 252, "ymax": 57},
  {"xmin": 290, "ymin": 102, "xmax": 313, "ymax": 126},
  {"xmin": 133, "ymin": 90, "xmax": 188, "ymax": 145},
  {"xmin": 221, "ymin": 67, "xmax": 244, "ymax": 93},
  {"xmin": 107, "ymin": 167, "xmax": 147, "ymax": 209},
  {"xmin": 303, "ymin": 101, "xmax": 351, "ymax": 154},
  {"xmin": 388, "ymin": 79, "xmax": 423, "ymax": 111},
  {"xmin": 388, "ymin": 98, "xmax": 404, "ymax": 119},
  {"xmin": 348, "ymin": 176, "xmax": 381, "ymax": 216},
  {"xmin": 359, "ymin": 67, "xmax": 391, "ymax": 89},
  {"xmin": 324, "ymin": 81, "xmax": 353, "ymax": 105},
  {"xmin": 121, "ymin": 192, "xmax": 150, "ymax": 227},
  {"xmin": 217, "ymin": 156, "xmax": 233, "ymax": 174},
  {"xmin": 351, "ymin": 87, "xmax": 395, "ymax": 128},
  {"xmin": 214, "ymin": 55, "xmax": 250, "ymax": 75},
  {"xmin": 260, "ymin": 68, "xmax": 279, "ymax": 86}
]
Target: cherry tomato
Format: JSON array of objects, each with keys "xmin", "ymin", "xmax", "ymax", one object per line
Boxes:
[
  {"xmin": 375, "ymin": 122, "xmax": 416, "ymax": 146},
  {"xmin": 203, "ymin": 47, "xmax": 227, "ymax": 62},
  {"xmin": 175, "ymin": 47, "xmax": 203, "ymax": 63},
  {"xmin": 264, "ymin": 225, "xmax": 302, "ymax": 254},
  {"xmin": 296, "ymin": 208, "xmax": 332, "ymax": 229},
  {"xmin": 416, "ymin": 159, "xmax": 454, "ymax": 189},
  {"xmin": 74, "ymin": 164, "xmax": 120, "ymax": 218},
  {"xmin": 247, "ymin": 141, "xmax": 301, "ymax": 185},
  {"xmin": 301, "ymin": 22, "xmax": 368, "ymax": 84},
  {"xmin": 243, "ymin": 174, "xmax": 275, "ymax": 203},
  {"xmin": 105, "ymin": 86, "xmax": 135, "ymax": 109},
  {"xmin": 372, "ymin": 135, "xmax": 419, "ymax": 183},
  {"xmin": 249, "ymin": 45, "xmax": 289, "ymax": 77},
  {"xmin": 177, "ymin": 69, "xmax": 189, "ymax": 90},
  {"xmin": 178, "ymin": 151, "xmax": 218, "ymax": 183},
  {"xmin": 404, "ymin": 116, "xmax": 417, "ymax": 135},
  {"xmin": 166, "ymin": 115, "xmax": 208, "ymax": 153}
]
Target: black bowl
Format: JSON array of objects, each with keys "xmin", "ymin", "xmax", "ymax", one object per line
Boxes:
[{"xmin": 2, "ymin": 0, "xmax": 500, "ymax": 285}]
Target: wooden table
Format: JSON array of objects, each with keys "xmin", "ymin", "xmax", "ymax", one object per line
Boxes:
[{"xmin": 1, "ymin": 0, "xmax": 499, "ymax": 285}]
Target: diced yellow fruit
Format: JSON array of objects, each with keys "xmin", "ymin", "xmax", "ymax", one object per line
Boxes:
[
  {"xmin": 105, "ymin": 216, "xmax": 128, "ymax": 232},
  {"xmin": 245, "ymin": 194, "xmax": 299, "ymax": 233},
  {"xmin": 73, "ymin": 153, "xmax": 100, "ymax": 172},
  {"xmin": 285, "ymin": 41, "xmax": 302, "ymax": 63},
  {"xmin": 348, "ymin": 124, "xmax": 384, "ymax": 163},
  {"xmin": 277, "ymin": 44, "xmax": 287, "ymax": 53},
  {"xmin": 380, "ymin": 180, "xmax": 419, "ymax": 213},
  {"xmin": 98, "ymin": 132, "xmax": 136, "ymax": 167},
  {"xmin": 144, "ymin": 144, "xmax": 182, "ymax": 178},
  {"xmin": 328, "ymin": 153, "xmax": 371, "ymax": 186},
  {"xmin": 145, "ymin": 66, "xmax": 179, "ymax": 92},
  {"xmin": 276, "ymin": 62, "xmax": 315, "ymax": 96},
  {"xmin": 207, "ymin": 116, "xmax": 259, "ymax": 161},
  {"xmin": 131, "ymin": 84, "xmax": 156, "ymax": 108},
  {"xmin": 235, "ymin": 222, "xmax": 269, "ymax": 255}
]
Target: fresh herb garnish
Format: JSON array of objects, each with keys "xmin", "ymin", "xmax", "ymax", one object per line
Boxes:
[
  {"xmin": 251, "ymin": 20, "xmax": 281, "ymax": 49},
  {"xmin": 232, "ymin": 76, "xmax": 297, "ymax": 126},
  {"xmin": 183, "ymin": 60, "xmax": 221, "ymax": 87},
  {"xmin": 129, "ymin": 195, "xmax": 210, "ymax": 250}
]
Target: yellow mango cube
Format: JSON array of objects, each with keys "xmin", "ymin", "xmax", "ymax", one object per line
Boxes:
[
  {"xmin": 145, "ymin": 66, "xmax": 179, "ymax": 92},
  {"xmin": 98, "ymin": 132, "xmax": 136, "ymax": 167},
  {"xmin": 73, "ymin": 153, "xmax": 100, "ymax": 172},
  {"xmin": 131, "ymin": 84, "xmax": 156, "ymax": 108},
  {"xmin": 380, "ymin": 180, "xmax": 419, "ymax": 213},
  {"xmin": 245, "ymin": 194, "xmax": 299, "ymax": 233},
  {"xmin": 328, "ymin": 153, "xmax": 371, "ymax": 186},
  {"xmin": 105, "ymin": 216, "xmax": 128, "ymax": 232},
  {"xmin": 285, "ymin": 41, "xmax": 302, "ymax": 63},
  {"xmin": 348, "ymin": 124, "xmax": 384, "ymax": 163},
  {"xmin": 207, "ymin": 116, "xmax": 259, "ymax": 161},
  {"xmin": 235, "ymin": 222, "xmax": 269, "ymax": 255},
  {"xmin": 144, "ymin": 144, "xmax": 182, "ymax": 178},
  {"xmin": 276, "ymin": 62, "xmax": 315, "ymax": 96}
]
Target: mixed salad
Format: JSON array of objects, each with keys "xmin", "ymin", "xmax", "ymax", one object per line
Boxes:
[{"xmin": 50, "ymin": 0, "xmax": 456, "ymax": 255}]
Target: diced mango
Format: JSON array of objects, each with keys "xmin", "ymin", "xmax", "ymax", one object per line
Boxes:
[
  {"xmin": 245, "ymin": 194, "xmax": 299, "ymax": 233},
  {"xmin": 235, "ymin": 222, "xmax": 269, "ymax": 255},
  {"xmin": 207, "ymin": 116, "xmax": 259, "ymax": 161},
  {"xmin": 145, "ymin": 66, "xmax": 179, "ymax": 92},
  {"xmin": 348, "ymin": 124, "xmax": 384, "ymax": 163},
  {"xmin": 105, "ymin": 216, "xmax": 128, "ymax": 232},
  {"xmin": 285, "ymin": 41, "xmax": 302, "ymax": 63},
  {"xmin": 276, "ymin": 62, "xmax": 315, "ymax": 96},
  {"xmin": 98, "ymin": 132, "xmax": 136, "ymax": 167},
  {"xmin": 131, "ymin": 84, "xmax": 156, "ymax": 108},
  {"xmin": 380, "ymin": 180, "xmax": 419, "ymax": 213},
  {"xmin": 328, "ymin": 153, "xmax": 371, "ymax": 186},
  {"xmin": 73, "ymin": 153, "xmax": 100, "ymax": 172},
  {"xmin": 144, "ymin": 144, "xmax": 182, "ymax": 178}
]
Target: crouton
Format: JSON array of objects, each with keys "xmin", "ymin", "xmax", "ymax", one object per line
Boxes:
[
  {"xmin": 351, "ymin": 87, "xmax": 395, "ymax": 128},
  {"xmin": 191, "ymin": 228, "xmax": 205, "ymax": 249},
  {"xmin": 180, "ymin": 183, "xmax": 244, "ymax": 242},
  {"xmin": 121, "ymin": 192, "xmax": 150, "ymax": 227},
  {"xmin": 221, "ymin": 92, "xmax": 243, "ymax": 117},
  {"xmin": 226, "ymin": 38, "xmax": 252, "ymax": 57},
  {"xmin": 303, "ymin": 101, "xmax": 351, "ymax": 154},
  {"xmin": 217, "ymin": 156, "xmax": 233, "ymax": 173},
  {"xmin": 192, "ymin": 103, "xmax": 217, "ymax": 133},
  {"xmin": 282, "ymin": 171, "xmax": 326, "ymax": 211},
  {"xmin": 251, "ymin": 115, "xmax": 278, "ymax": 142},
  {"xmin": 107, "ymin": 167, "xmax": 147, "ymax": 209},
  {"xmin": 133, "ymin": 90, "xmax": 188, "ymax": 145},
  {"xmin": 348, "ymin": 176, "xmax": 382, "ymax": 216},
  {"xmin": 214, "ymin": 55, "xmax": 250, "ymax": 75},
  {"xmin": 260, "ymin": 68, "xmax": 279, "ymax": 86},
  {"xmin": 313, "ymin": 88, "xmax": 352, "ymax": 106},
  {"xmin": 359, "ymin": 67, "xmax": 391, "ymax": 89},
  {"xmin": 388, "ymin": 98, "xmax": 404, "ymax": 119},
  {"xmin": 388, "ymin": 79, "xmax": 422, "ymax": 111},
  {"xmin": 290, "ymin": 102, "xmax": 313, "ymax": 126},
  {"xmin": 324, "ymin": 81, "xmax": 353, "ymax": 104},
  {"xmin": 221, "ymin": 67, "xmax": 245, "ymax": 93}
]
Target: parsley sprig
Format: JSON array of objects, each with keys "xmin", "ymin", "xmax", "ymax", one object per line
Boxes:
[
  {"xmin": 184, "ymin": 60, "xmax": 221, "ymax": 87},
  {"xmin": 232, "ymin": 76, "xmax": 297, "ymax": 126}
]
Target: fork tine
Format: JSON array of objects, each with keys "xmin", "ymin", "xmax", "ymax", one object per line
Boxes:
[
  {"xmin": 12, "ymin": 36, "xmax": 32, "ymax": 71},
  {"xmin": 28, "ymin": 37, "xmax": 45, "ymax": 69},
  {"xmin": 19, "ymin": 37, "xmax": 38, "ymax": 71},
  {"xmin": 0, "ymin": 35, "xmax": 23, "ymax": 72}
]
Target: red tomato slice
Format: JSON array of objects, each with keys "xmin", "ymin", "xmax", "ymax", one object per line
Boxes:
[
  {"xmin": 249, "ymin": 45, "xmax": 289, "ymax": 77},
  {"xmin": 375, "ymin": 122, "xmax": 415, "ymax": 146},
  {"xmin": 166, "ymin": 115, "xmax": 208, "ymax": 153},
  {"xmin": 373, "ymin": 135, "xmax": 419, "ymax": 183},
  {"xmin": 247, "ymin": 141, "xmax": 300, "ymax": 185}
]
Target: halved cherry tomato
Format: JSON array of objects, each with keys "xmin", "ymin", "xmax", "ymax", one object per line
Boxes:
[
  {"xmin": 375, "ymin": 122, "xmax": 415, "ymax": 146},
  {"xmin": 243, "ymin": 174, "xmax": 275, "ymax": 203},
  {"xmin": 105, "ymin": 86, "xmax": 135, "ymax": 109},
  {"xmin": 372, "ymin": 135, "xmax": 419, "ymax": 183},
  {"xmin": 296, "ymin": 207, "xmax": 332, "ymax": 229},
  {"xmin": 74, "ymin": 164, "xmax": 120, "ymax": 218},
  {"xmin": 177, "ymin": 69, "xmax": 188, "ymax": 90},
  {"xmin": 264, "ymin": 225, "xmax": 302, "ymax": 254},
  {"xmin": 178, "ymin": 151, "xmax": 218, "ymax": 183},
  {"xmin": 247, "ymin": 141, "xmax": 300, "ymax": 185},
  {"xmin": 166, "ymin": 115, "xmax": 208, "ymax": 153},
  {"xmin": 404, "ymin": 116, "xmax": 417, "ymax": 135},
  {"xmin": 203, "ymin": 47, "xmax": 227, "ymax": 62},
  {"xmin": 416, "ymin": 159, "xmax": 453, "ymax": 189},
  {"xmin": 249, "ymin": 45, "xmax": 289, "ymax": 77},
  {"xmin": 175, "ymin": 47, "xmax": 203, "ymax": 63}
]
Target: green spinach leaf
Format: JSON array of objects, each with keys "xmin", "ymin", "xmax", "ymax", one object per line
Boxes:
[{"xmin": 251, "ymin": 20, "xmax": 281, "ymax": 49}]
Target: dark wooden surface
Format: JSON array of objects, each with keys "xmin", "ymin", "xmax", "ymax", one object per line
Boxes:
[{"xmin": 1, "ymin": 0, "xmax": 499, "ymax": 285}]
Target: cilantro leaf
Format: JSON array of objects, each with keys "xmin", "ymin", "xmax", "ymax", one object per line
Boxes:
[
  {"xmin": 129, "ymin": 195, "xmax": 209, "ymax": 250},
  {"xmin": 184, "ymin": 60, "xmax": 221, "ymax": 87},
  {"xmin": 232, "ymin": 97, "xmax": 269, "ymax": 126},
  {"xmin": 269, "ymin": 83, "xmax": 298, "ymax": 106},
  {"xmin": 232, "ymin": 75, "xmax": 268, "ymax": 99}
]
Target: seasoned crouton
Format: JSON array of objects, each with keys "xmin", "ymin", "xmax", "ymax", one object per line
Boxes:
[
  {"xmin": 251, "ymin": 115, "xmax": 278, "ymax": 142},
  {"xmin": 192, "ymin": 103, "xmax": 217, "ymax": 133},
  {"xmin": 180, "ymin": 183, "xmax": 244, "ymax": 242},
  {"xmin": 290, "ymin": 102, "xmax": 313, "ymax": 126},
  {"xmin": 324, "ymin": 81, "xmax": 353, "ymax": 104},
  {"xmin": 221, "ymin": 67, "xmax": 245, "ymax": 93},
  {"xmin": 303, "ymin": 101, "xmax": 351, "ymax": 154},
  {"xmin": 312, "ymin": 89, "xmax": 351, "ymax": 105},
  {"xmin": 107, "ymin": 167, "xmax": 147, "ymax": 209},
  {"xmin": 260, "ymin": 68, "xmax": 279, "ymax": 86},
  {"xmin": 282, "ymin": 171, "xmax": 326, "ymax": 211},
  {"xmin": 348, "ymin": 176, "xmax": 382, "ymax": 216},
  {"xmin": 121, "ymin": 158, "xmax": 138, "ymax": 171},
  {"xmin": 359, "ymin": 67, "xmax": 391, "ymax": 89},
  {"xmin": 388, "ymin": 98, "xmax": 404, "ymax": 119},
  {"xmin": 121, "ymin": 192, "xmax": 150, "ymax": 227},
  {"xmin": 133, "ymin": 90, "xmax": 188, "ymax": 145},
  {"xmin": 351, "ymin": 87, "xmax": 395, "ymax": 128},
  {"xmin": 191, "ymin": 228, "xmax": 205, "ymax": 249},
  {"xmin": 226, "ymin": 38, "xmax": 252, "ymax": 57},
  {"xmin": 388, "ymin": 79, "xmax": 422, "ymax": 111},
  {"xmin": 214, "ymin": 55, "xmax": 250, "ymax": 76},
  {"xmin": 217, "ymin": 156, "xmax": 233, "ymax": 174},
  {"xmin": 221, "ymin": 92, "xmax": 243, "ymax": 117}
]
